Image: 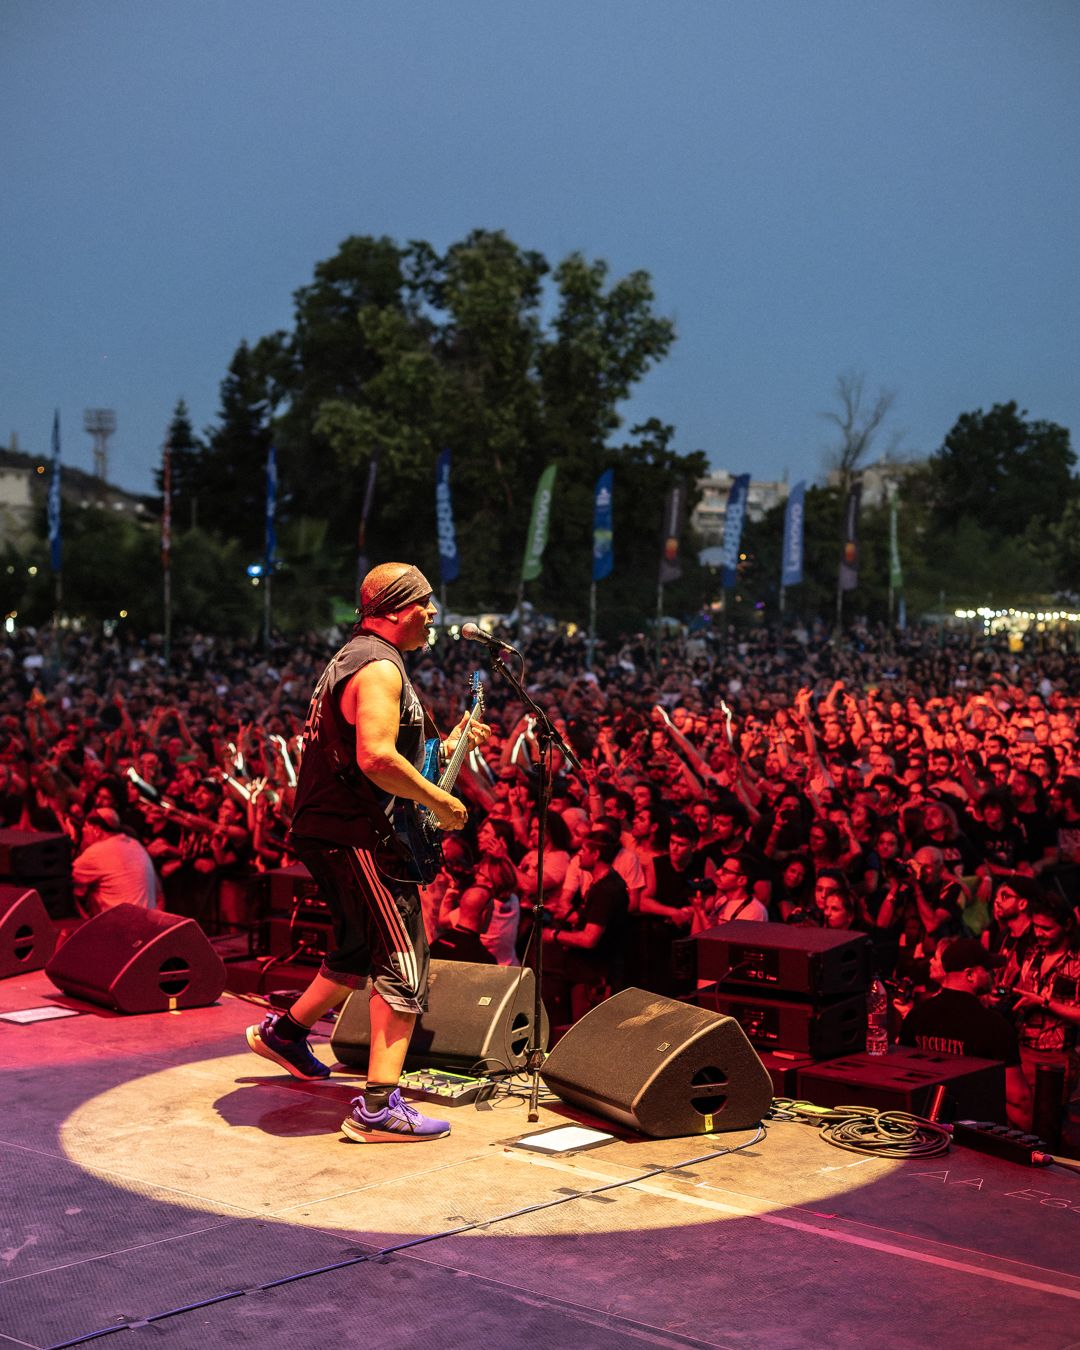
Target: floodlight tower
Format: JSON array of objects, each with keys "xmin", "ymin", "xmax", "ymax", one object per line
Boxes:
[{"xmin": 84, "ymin": 408, "xmax": 116, "ymax": 482}]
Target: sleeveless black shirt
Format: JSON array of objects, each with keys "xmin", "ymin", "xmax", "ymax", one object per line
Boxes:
[{"xmin": 290, "ymin": 632, "xmax": 426, "ymax": 849}]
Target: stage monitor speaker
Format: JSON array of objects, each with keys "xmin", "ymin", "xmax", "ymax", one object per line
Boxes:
[
  {"xmin": 45, "ymin": 904, "xmax": 227, "ymax": 1013},
  {"xmin": 0, "ymin": 829, "xmax": 72, "ymax": 879},
  {"xmin": 0, "ymin": 885, "xmax": 55, "ymax": 978},
  {"xmin": 331, "ymin": 960, "xmax": 547, "ymax": 1072},
  {"xmin": 695, "ymin": 920, "xmax": 873, "ymax": 998},
  {"xmin": 540, "ymin": 987, "xmax": 773, "ymax": 1138}
]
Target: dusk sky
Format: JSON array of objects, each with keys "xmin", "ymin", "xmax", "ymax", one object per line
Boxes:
[{"xmin": 3, "ymin": 1, "xmax": 1078, "ymax": 496}]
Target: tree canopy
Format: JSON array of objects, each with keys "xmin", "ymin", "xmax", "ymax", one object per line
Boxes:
[{"xmin": 188, "ymin": 229, "xmax": 703, "ymax": 628}]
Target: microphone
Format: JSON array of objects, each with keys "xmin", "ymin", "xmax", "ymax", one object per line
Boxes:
[{"xmin": 460, "ymin": 622, "xmax": 516, "ymax": 652}]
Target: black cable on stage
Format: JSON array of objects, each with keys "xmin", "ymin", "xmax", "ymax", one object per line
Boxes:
[{"xmin": 769, "ymin": 1098, "xmax": 951, "ymax": 1159}]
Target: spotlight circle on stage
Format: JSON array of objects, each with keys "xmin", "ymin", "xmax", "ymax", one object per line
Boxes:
[{"xmin": 58, "ymin": 1051, "xmax": 890, "ymax": 1238}]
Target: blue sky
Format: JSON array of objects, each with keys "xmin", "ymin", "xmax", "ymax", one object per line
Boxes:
[{"xmin": 2, "ymin": 1, "xmax": 1078, "ymax": 495}]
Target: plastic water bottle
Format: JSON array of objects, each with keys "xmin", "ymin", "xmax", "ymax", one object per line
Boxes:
[{"xmin": 866, "ymin": 977, "xmax": 889, "ymax": 1056}]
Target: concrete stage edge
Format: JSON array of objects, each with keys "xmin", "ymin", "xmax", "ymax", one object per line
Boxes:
[{"xmin": 2, "ymin": 970, "xmax": 1079, "ymax": 1350}]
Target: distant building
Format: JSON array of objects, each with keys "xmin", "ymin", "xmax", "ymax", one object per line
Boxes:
[
  {"xmin": 692, "ymin": 470, "xmax": 789, "ymax": 547},
  {"xmin": 0, "ymin": 441, "xmax": 153, "ymax": 551},
  {"xmin": 827, "ymin": 456, "xmax": 923, "ymax": 506}
]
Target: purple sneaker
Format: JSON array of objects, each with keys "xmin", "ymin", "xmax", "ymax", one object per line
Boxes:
[
  {"xmin": 246, "ymin": 1014, "xmax": 331, "ymax": 1080},
  {"xmin": 341, "ymin": 1089, "xmax": 450, "ymax": 1142}
]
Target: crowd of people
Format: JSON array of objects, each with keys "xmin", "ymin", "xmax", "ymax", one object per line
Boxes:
[{"xmin": 5, "ymin": 616, "xmax": 1080, "ymax": 1131}]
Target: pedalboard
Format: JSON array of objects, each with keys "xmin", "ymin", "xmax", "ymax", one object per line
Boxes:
[{"xmin": 399, "ymin": 1068, "xmax": 497, "ymax": 1106}]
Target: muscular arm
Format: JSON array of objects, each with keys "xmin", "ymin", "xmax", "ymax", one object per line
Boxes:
[{"xmin": 340, "ymin": 660, "xmax": 466, "ymax": 831}]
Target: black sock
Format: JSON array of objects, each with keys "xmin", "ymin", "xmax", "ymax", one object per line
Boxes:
[
  {"xmin": 364, "ymin": 1082, "xmax": 397, "ymax": 1112},
  {"xmin": 273, "ymin": 1010, "xmax": 311, "ymax": 1043}
]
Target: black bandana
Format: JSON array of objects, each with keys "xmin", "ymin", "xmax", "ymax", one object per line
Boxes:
[{"xmin": 358, "ymin": 566, "xmax": 433, "ymax": 620}]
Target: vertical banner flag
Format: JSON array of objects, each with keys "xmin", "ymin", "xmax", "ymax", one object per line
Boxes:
[
  {"xmin": 264, "ymin": 443, "xmax": 277, "ymax": 572},
  {"xmin": 161, "ymin": 438, "xmax": 172, "ymax": 568},
  {"xmin": 592, "ymin": 468, "xmax": 614, "ymax": 582},
  {"xmin": 435, "ymin": 448, "xmax": 460, "ymax": 584},
  {"xmin": 889, "ymin": 490, "xmax": 903, "ymax": 592},
  {"xmin": 839, "ymin": 479, "xmax": 863, "ymax": 591},
  {"xmin": 781, "ymin": 480, "xmax": 806, "ymax": 587},
  {"xmin": 521, "ymin": 463, "xmax": 557, "ymax": 582},
  {"xmin": 720, "ymin": 473, "xmax": 750, "ymax": 589},
  {"xmin": 355, "ymin": 448, "xmax": 381, "ymax": 597},
  {"xmin": 48, "ymin": 410, "xmax": 62, "ymax": 572},
  {"xmin": 659, "ymin": 483, "xmax": 687, "ymax": 584}
]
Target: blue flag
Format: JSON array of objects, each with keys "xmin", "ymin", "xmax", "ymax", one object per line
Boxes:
[
  {"xmin": 435, "ymin": 448, "xmax": 460, "ymax": 585},
  {"xmin": 48, "ymin": 410, "xmax": 61, "ymax": 573},
  {"xmin": 264, "ymin": 443, "xmax": 277, "ymax": 571},
  {"xmin": 592, "ymin": 469, "xmax": 614, "ymax": 582},
  {"xmin": 781, "ymin": 480, "xmax": 806, "ymax": 587},
  {"xmin": 720, "ymin": 473, "xmax": 750, "ymax": 589}
]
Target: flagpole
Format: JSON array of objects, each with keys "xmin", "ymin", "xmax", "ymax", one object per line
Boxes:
[
  {"xmin": 48, "ymin": 410, "xmax": 63, "ymax": 678},
  {"xmin": 163, "ymin": 565, "xmax": 171, "ymax": 666},
  {"xmin": 263, "ymin": 441, "xmax": 277, "ymax": 652},
  {"xmin": 263, "ymin": 570, "xmax": 271, "ymax": 649},
  {"xmin": 161, "ymin": 435, "xmax": 172, "ymax": 669},
  {"xmin": 656, "ymin": 577, "xmax": 664, "ymax": 670},
  {"xmin": 356, "ymin": 449, "xmax": 381, "ymax": 608},
  {"xmin": 587, "ymin": 580, "xmax": 597, "ymax": 669}
]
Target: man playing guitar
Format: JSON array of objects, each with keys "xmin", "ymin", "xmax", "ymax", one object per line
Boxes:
[{"xmin": 246, "ymin": 562, "xmax": 489, "ymax": 1141}]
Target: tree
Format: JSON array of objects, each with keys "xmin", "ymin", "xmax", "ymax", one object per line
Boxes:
[
  {"xmin": 230, "ymin": 230, "xmax": 696, "ymax": 623},
  {"xmin": 197, "ymin": 342, "xmax": 274, "ymax": 554},
  {"xmin": 154, "ymin": 400, "xmax": 203, "ymax": 533},
  {"xmin": 1046, "ymin": 498, "xmax": 1080, "ymax": 596},
  {"xmin": 928, "ymin": 401, "xmax": 1075, "ymax": 538},
  {"xmin": 821, "ymin": 371, "xmax": 895, "ymax": 493}
]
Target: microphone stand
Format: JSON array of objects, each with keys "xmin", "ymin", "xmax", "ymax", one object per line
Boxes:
[{"xmin": 484, "ymin": 644, "xmax": 583, "ymax": 1122}]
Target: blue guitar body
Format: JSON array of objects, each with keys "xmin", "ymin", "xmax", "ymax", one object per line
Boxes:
[{"xmin": 375, "ymin": 675, "xmax": 484, "ymax": 886}]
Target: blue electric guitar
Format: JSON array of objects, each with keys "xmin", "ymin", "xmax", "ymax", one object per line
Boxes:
[{"xmin": 376, "ymin": 672, "xmax": 485, "ymax": 885}]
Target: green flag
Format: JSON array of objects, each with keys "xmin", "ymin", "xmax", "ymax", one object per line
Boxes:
[
  {"xmin": 521, "ymin": 463, "xmax": 557, "ymax": 582},
  {"xmin": 889, "ymin": 492, "xmax": 904, "ymax": 590}
]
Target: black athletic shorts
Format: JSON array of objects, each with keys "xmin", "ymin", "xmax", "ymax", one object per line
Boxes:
[{"xmin": 292, "ymin": 840, "xmax": 429, "ymax": 1015}]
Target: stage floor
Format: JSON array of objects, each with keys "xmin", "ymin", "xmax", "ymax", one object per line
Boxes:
[{"xmin": 3, "ymin": 970, "xmax": 1080, "ymax": 1350}]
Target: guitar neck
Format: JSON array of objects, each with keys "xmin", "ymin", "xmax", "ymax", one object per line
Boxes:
[
  {"xmin": 418, "ymin": 693, "xmax": 482, "ymax": 833},
  {"xmin": 435, "ymin": 707, "xmax": 477, "ymax": 795}
]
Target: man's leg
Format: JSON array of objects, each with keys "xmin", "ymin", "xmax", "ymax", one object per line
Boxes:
[
  {"xmin": 341, "ymin": 991, "xmax": 447, "ymax": 1140},
  {"xmin": 289, "ymin": 972, "xmax": 352, "ymax": 1029},
  {"xmin": 246, "ymin": 845, "xmax": 366, "ymax": 1081},
  {"xmin": 339, "ymin": 862, "xmax": 449, "ymax": 1141},
  {"xmin": 245, "ymin": 971, "xmax": 339, "ymax": 1079},
  {"xmin": 367, "ymin": 991, "xmax": 417, "ymax": 1086}
]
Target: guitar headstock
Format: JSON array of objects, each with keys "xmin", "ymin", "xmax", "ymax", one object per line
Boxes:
[{"xmin": 469, "ymin": 669, "xmax": 485, "ymax": 719}]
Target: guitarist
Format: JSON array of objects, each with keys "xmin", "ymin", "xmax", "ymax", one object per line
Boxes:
[{"xmin": 246, "ymin": 562, "xmax": 489, "ymax": 1142}]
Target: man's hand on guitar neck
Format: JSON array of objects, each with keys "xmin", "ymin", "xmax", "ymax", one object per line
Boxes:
[{"xmin": 442, "ymin": 709, "xmax": 492, "ymax": 759}]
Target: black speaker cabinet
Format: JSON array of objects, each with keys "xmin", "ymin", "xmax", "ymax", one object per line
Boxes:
[
  {"xmin": 0, "ymin": 885, "xmax": 56, "ymax": 978},
  {"xmin": 0, "ymin": 829, "xmax": 71, "ymax": 879},
  {"xmin": 331, "ymin": 960, "xmax": 548, "ymax": 1072},
  {"xmin": 696, "ymin": 920, "xmax": 873, "ymax": 997},
  {"xmin": 45, "ymin": 904, "xmax": 227, "ymax": 1013},
  {"xmin": 265, "ymin": 862, "xmax": 320, "ymax": 909},
  {"xmin": 710, "ymin": 988, "xmax": 867, "ymax": 1059},
  {"xmin": 540, "ymin": 987, "xmax": 773, "ymax": 1138},
  {"xmin": 797, "ymin": 1047, "xmax": 1006, "ymax": 1122}
]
